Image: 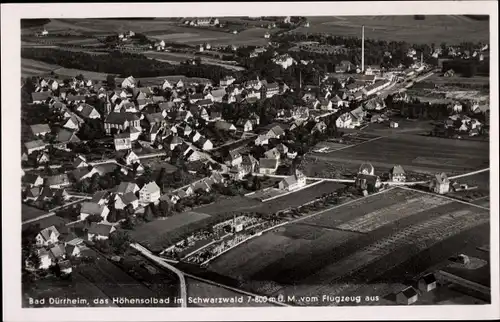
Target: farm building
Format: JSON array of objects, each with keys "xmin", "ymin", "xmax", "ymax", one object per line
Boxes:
[
  {"xmin": 429, "ymin": 172, "xmax": 450, "ymax": 194},
  {"xmin": 396, "ymin": 286, "xmax": 419, "ymax": 305},
  {"xmin": 87, "ymin": 223, "xmax": 116, "ymax": 241},
  {"xmin": 389, "ymin": 165, "xmax": 406, "ymax": 182},
  {"xmin": 418, "ymin": 273, "xmax": 437, "ymax": 293},
  {"xmin": 278, "ymin": 170, "xmax": 307, "ymax": 191},
  {"xmin": 356, "ymin": 173, "xmax": 382, "ymax": 192}
]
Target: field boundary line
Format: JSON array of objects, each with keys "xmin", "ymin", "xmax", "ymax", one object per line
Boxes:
[
  {"xmin": 261, "ymin": 180, "xmax": 325, "ymax": 203},
  {"xmin": 182, "ymin": 272, "xmax": 291, "ymax": 307},
  {"xmin": 289, "ymin": 187, "xmax": 396, "ymax": 225},
  {"xmin": 396, "ymin": 186, "xmax": 490, "ymax": 211},
  {"xmin": 200, "ymin": 221, "xmax": 290, "ymax": 266},
  {"xmin": 329, "ymin": 135, "xmax": 387, "ymax": 152},
  {"xmin": 448, "ymin": 168, "xmax": 489, "ymax": 180}
]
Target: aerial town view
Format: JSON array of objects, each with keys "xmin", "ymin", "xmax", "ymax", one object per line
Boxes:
[{"xmin": 20, "ymin": 15, "xmax": 491, "ymax": 308}]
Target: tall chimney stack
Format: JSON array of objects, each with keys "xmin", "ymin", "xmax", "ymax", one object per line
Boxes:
[{"xmin": 361, "ymin": 25, "xmax": 365, "ymax": 73}]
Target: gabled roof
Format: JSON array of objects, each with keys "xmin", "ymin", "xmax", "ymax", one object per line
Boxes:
[
  {"xmin": 259, "ymin": 158, "xmax": 278, "ymax": 169},
  {"xmin": 141, "ymin": 181, "xmax": 161, "ymax": 194},
  {"xmin": 80, "ymin": 202, "xmax": 107, "ymax": 215},
  {"xmin": 390, "ymin": 165, "xmax": 405, "ymax": 175},
  {"xmin": 23, "ymin": 173, "xmax": 42, "ymax": 185},
  {"xmin": 105, "ymin": 112, "xmax": 140, "ymax": 124},
  {"xmin": 115, "ymin": 182, "xmax": 138, "ymax": 195},
  {"xmin": 25, "ymin": 140, "xmax": 47, "ymax": 150},
  {"xmin": 91, "ymin": 190, "xmax": 110, "ymax": 203},
  {"xmin": 38, "ymin": 225, "xmax": 60, "ymax": 241},
  {"xmin": 434, "ymin": 172, "xmax": 449, "ymax": 184},
  {"xmin": 399, "ymin": 286, "xmax": 418, "ymax": 298},
  {"xmin": 56, "ymin": 129, "xmax": 80, "ymax": 143},
  {"xmin": 31, "ymin": 91, "xmax": 52, "ymax": 102},
  {"xmin": 420, "ymin": 273, "xmax": 436, "ymax": 285},
  {"xmin": 88, "ymin": 222, "xmax": 115, "ymax": 236},
  {"xmin": 45, "ymin": 174, "xmax": 70, "ymax": 186},
  {"xmin": 30, "ymin": 124, "xmax": 51, "ymax": 135},
  {"xmin": 49, "ymin": 244, "xmax": 66, "ymax": 259},
  {"xmin": 119, "ymin": 191, "xmax": 138, "ymax": 204}
]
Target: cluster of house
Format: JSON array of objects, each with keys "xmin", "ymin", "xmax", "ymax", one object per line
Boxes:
[
  {"xmin": 26, "ymin": 219, "xmax": 123, "ymax": 272},
  {"xmin": 433, "ymin": 44, "xmax": 488, "ymax": 61},
  {"xmin": 443, "ymin": 111, "xmax": 483, "ymax": 137},
  {"xmin": 184, "ymin": 17, "xmax": 220, "ymax": 27}
]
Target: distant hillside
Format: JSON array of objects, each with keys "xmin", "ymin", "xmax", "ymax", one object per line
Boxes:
[
  {"xmin": 464, "ymin": 15, "xmax": 489, "ymax": 21},
  {"xmin": 21, "ymin": 19, "xmax": 51, "ymax": 29}
]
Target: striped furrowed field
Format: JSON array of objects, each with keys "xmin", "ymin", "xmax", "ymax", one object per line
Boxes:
[{"xmin": 207, "ymin": 187, "xmax": 490, "ymax": 305}]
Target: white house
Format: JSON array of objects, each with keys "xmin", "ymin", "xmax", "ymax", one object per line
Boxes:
[
  {"xmin": 139, "ymin": 181, "xmax": 161, "ymax": 204},
  {"xmin": 35, "ymin": 226, "xmax": 60, "ymax": 247},
  {"xmin": 121, "ymin": 76, "xmax": 136, "ymax": 89},
  {"xmin": 87, "ymin": 223, "xmax": 116, "ymax": 241},
  {"xmin": 278, "ymin": 170, "xmax": 307, "ymax": 191}
]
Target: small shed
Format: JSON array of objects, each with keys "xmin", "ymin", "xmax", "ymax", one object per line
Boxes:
[
  {"xmin": 390, "ymin": 121, "xmax": 399, "ymax": 128},
  {"xmin": 418, "ymin": 273, "xmax": 437, "ymax": 293},
  {"xmin": 396, "ymin": 286, "xmax": 419, "ymax": 305}
]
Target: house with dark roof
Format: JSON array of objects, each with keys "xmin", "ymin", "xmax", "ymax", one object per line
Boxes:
[
  {"xmin": 396, "ymin": 286, "xmax": 419, "ymax": 305},
  {"xmin": 31, "ymin": 91, "xmax": 53, "ymax": 104},
  {"xmin": 24, "ymin": 140, "xmax": 47, "ymax": 155},
  {"xmin": 30, "ymin": 124, "xmax": 51, "ymax": 137},
  {"xmin": 45, "ymin": 174, "xmax": 71, "ymax": 189},
  {"xmin": 266, "ymin": 125, "xmax": 285, "ymax": 139},
  {"xmin": 55, "ymin": 129, "xmax": 80, "ymax": 144},
  {"xmin": 23, "ymin": 174, "xmax": 44, "ymax": 188},
  {"xmin": 104, "ymin": 112, "xmax": 141, "ymax": 134},
  {"xmin": 79, "ymin": 202, "xmax": 110, "ymax": 221},
  {"xmin": 87, "ymin": 222, "xmax": 116, "ymax": 240},
  {"xmin": 91, "ymin": 190, "xmax": 111, "ymax": 205},
  {"xmin": 71, "ymin": 166, "xmax": 100, "ymax": 182},
  {"xmin": 49, "ymin": 244, "xmax": 66, "ymax": 261},
  {"xmin": 258, "ymin": 158, "xmax": 279, "ymax": 175},
  {"xmin": 418, "ymin": 273, "xmax": 437, "ymax": 293},
  {"xmin": 114, "ymin": 192, "xmax": 139, "ymax": 210},
  {"xmin": 115, "ymin": 182, "xmax": 140, "ymax": 195},
  {"xmin": 75, "ymin": 104, "xmax": 99, "ymax": 121},
  {"xmin": 214, "ymin": 120, "xmax": 237, "ymax": 131}
]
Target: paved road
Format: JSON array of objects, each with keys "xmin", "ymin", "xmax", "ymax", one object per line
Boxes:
[
  {"xmin": 22, "ymin": 197, "xmax": 89, "ymax": 225},
  {"xmin": 130, "ymin": 243, "xmax": 187, "ymax": 308}
]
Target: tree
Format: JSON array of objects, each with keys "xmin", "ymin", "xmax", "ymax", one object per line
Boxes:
[
  {"xmin": 106, "ymin": 74, "xmax": 116, "ymax": 90},
  {"xmin": 86, "ymin": 214, "xmax": 103, "ymax": 224},
  {"xmin": 109, "ymin": 230, "xmax": 131, "ymax": 255}
]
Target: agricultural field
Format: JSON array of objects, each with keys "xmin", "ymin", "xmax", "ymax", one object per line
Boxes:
[
  {"xmin": 22, "ymin": 204, "xmax": 49, "ymax": 222},
  {"xmin": 21, "ymin": 58, "xmax": 61, "ymax": 77},
  {"xmin": 146, "ymin": 25, "xmax": 272, "ymax": 46},
  {"xmin": 130, "ymin": 211, "xmax": 212, "ymax": 251},
  {"xmin": 51, "ymin": 67, "xmax": 111, "ymax": 81},
  {"xmin": 311, "ymin": 134, "xmax": 489, "ymax": 175},
  {"xmin": 207, "ymin": 187, "xmax": 490, "ymax": 305},
  {"xmin": 132, "ymin": 182, "xmax": 343, "ymax": 252},
  {"xmin": 144, "ymin": 51, "xmax": 245, "ymax": 71},
  {"xmin": 294, "ymin": 15, "xmax": 489, "ymax": 44}
]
